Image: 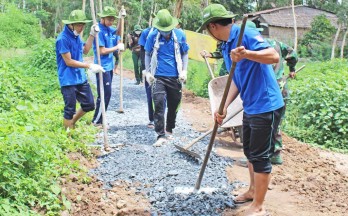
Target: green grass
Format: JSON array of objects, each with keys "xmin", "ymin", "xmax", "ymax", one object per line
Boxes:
[{"xmin": 0, "ymin": 40, "xmax": 97, "ymax": 215}]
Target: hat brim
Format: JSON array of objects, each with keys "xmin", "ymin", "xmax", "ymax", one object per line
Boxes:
[
  {"xmin": 152, "ymin": 17, "xmax": 179, "ymax": 32},
  {"xmin": 97, "ymin": 13, "xmax": 118, "ymax": 18},
  {"xmin": 62, "ymin": 20, "xmax": 92, "ymax": 24},
  {"xmin": 197, "ymin": 13, "xmax": 237, "ymax": 32}
]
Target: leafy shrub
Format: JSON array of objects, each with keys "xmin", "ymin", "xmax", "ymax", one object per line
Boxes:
[
  {"xmin": 299, "ymin": 14, "xmax": 336, "ymax": 61},
  {"xmin": 0, "ymin": 4, "xmax": 41, "ymax": 48},
  {"xmin": 186, "ymin": 59, "xmax": 214, "ymax": 98},
  {"xmin": 31, "ymin": 38, "xmax": 57, "ymax": 71},
  {"xmin": 284, "ymin": 60, "xmax": 348, "ymax": 151},
  {"xmin": 0, "ymin": 54, "xmax": 96, "ymax": 214}
]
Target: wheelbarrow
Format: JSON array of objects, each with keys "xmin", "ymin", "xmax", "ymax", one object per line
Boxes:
[
  {"xmin": 208, "ymin": 75, "xmax": 244, "ymax": 144},
  {"xmin": 174, "ymin": 76, "xmax": 244, "ymax": 159}
]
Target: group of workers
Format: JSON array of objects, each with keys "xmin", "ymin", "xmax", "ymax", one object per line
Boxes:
[{"xmin": 55, "ymin": 3, "xmax": 298, "ymax": 216}]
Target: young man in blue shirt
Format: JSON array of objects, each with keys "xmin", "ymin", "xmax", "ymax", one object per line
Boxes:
[
  {"xmin": 139, "ymin": 26, "xmax": 156, "ymax": 129},
  {"xmin": 199, "ymin": 4, "xmax": 284, "ymax": 216},
  {"xmin": 92, "ymin": 6, "xmax": 125, "ymax": 127},
  {"xmin": 56, "ymin": 10, "xmax": 104, "ymax": 130},
  {"xmin": 144, "ymin": 9, "xmax": 189, "ymax": 146}
]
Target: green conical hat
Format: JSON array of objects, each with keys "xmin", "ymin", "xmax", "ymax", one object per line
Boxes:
[
  {"xmin": 197, "ymin": 4, "xmax": 237, "ymax": 32},
  {"xmin": 97, "ymin": 6, "xmax": 117, "ymax": 18},
  {"xmin": 152, "ymin": 9, "xmax": 178, "ymax": 32},
  {"xmin": 62, "ymin": 10, "xmax": 92, "ymax": 24}
]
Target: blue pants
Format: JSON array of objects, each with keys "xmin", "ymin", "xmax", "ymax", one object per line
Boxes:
[
  {"xmin": 92, "ymin": 71, "xmax": 113, "ymax": 124},
  {"xmin": 242, "ymin": 106, "xmax": 284, "ymax": 173},
  {"xmin": 61, "ymin": 81, "xmax": 95, "ymax": 120}
]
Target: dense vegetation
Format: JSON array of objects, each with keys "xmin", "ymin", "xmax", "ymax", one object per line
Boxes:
[
  {"xmin": 0, "ymin": 20, "xmax": 96, "ymax": 216},
  {"xmin": 285, "ymin": 60, "xmax": 348, "ymax": 151}
]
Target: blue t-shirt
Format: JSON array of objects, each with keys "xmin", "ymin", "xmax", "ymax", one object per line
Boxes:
[
  {"xmin": 55, "ymin": 25, "xmax": 87, "ymax": 87},
  {"xmin": 145, "ymin": 29, "xmax": 189, "ymax": 77},
  {"xmin": 93, "ymin": 23, "xmax": 118, "ymax": 71},
  {"xmin": 138, "ymin": 27, "xmax": 152, "ymax": 47},
  {"xmin": 223, "ymin": 25, "xmax": 284, "ymax": 115}
]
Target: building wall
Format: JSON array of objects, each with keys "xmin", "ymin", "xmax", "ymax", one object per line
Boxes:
[{"xmin": 262, "ymin": 26, "xmax": 307, "ymax": 46}]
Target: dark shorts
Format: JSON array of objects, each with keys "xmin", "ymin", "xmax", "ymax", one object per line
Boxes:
[
  {"xmin": 242, "ymin": 107, "xmax": 284, "ymax": 173},
  {"xmin": 60, "ymin": 81, "xmax": 95, "ymax": 120}
]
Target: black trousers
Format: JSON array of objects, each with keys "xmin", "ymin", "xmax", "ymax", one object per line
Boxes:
[
  {"xmin": 152, "ymin": 77, "xmax": 182, "ymax": 137},
  {"xmin": 242, "ymin": 106, "xmax": 284, "ymax": 173}
]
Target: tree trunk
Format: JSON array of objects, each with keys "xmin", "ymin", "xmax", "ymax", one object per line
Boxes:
[
  {"xmin": 149, "ymin": 2, "xmax": 157, "ymax": 27},
  {"xmin": 23, "ymin": 0, "xmax": 26, "ymax": 10},
  {"xmin": 138, "ymin": 0, "xmax": 144, "ymax": 25},
  {"xmin": 202, "ymin": 0, "xmax": 209, "ymax": 8},
  {"xmin": 99, "ymin": 0, "xmax": 103, "ymax": 13},
  {"xmin": 331, "ymin": 23, "xmax": 341, "ymax": 60},
  {"xmin": 80, "ymin": 0, "xmax": 87, "ymax": 38},
  {"xmin": 291, "ymin": 0, "xmax": 298, "ymax": 50},
  {"xmin": 340, "ymin": 28, "xmax": 348, "ymax": 58},
  {"xmin": 174, "ymin": 0, "xmax": 183, "ymax": 18}
]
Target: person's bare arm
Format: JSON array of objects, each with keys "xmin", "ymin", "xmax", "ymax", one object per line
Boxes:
[
  {"xmin": 231, "ymin": 46, "xmax": 279, "ymax": 64},
  {"xmin": 83, "ymin": 35, "xmax": 95, "ymax": 54},
  {"xmin": 61, "ymin": 52, "xmax": 90, "ymax": 68}
]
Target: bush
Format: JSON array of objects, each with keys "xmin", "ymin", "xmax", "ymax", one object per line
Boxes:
[
  {"xmin": 0, "ymin": 4, "xmax": 41, "ymax": 48},
  {"xmin": 284, "ymin": 60, "xmax": 348, "ymax": 151},
  {"xmin": 0, "ymin": 45, "xmax": 96, "ymax": 214}
]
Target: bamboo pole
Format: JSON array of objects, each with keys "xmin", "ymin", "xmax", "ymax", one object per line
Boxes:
[
  {"xmin": 117, "ymin": 5, "xmax": 126, "ymax": 113},
  {"xmin": 90, "ymin": 0, "xmax": 110, "ymax": 151}
]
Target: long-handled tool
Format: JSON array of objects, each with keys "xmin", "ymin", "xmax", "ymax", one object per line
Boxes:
[
  {"xmin": 117, "ymin": 6, "xmax": 126, "ymax": 113},
  {"xmin": 203, "ymin": 55, "xmax": 215, "ymax": 79},
  {"xmin": 174, "ymin": 108, "xmax": 243, "ymax": 160},
  {"xmin": 90, "ymin": 0, "xmax": 110, "ymax": 151},
  {"xmin": 194, "ymin": 15, "xmax": 248, "ymax": 192}
]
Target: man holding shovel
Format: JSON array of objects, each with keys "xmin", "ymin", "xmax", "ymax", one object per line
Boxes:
[
  {"xmin": 246, "ymin": 21, "xmax": 299, "ymax": 165},
  {"xmin": 91, "ymin": 6, "xmax": 125, "ymax": 127},
  {"xmin": 56, "ymin": 10, "xmax": 104, "ymax": 130},
  {"xmin": 144, "ymin": 9, "xmax": 189, "ymax": 146},
  {"xmin": 199, "ymin": 4, "xmax": 284, "ymax": 216}
]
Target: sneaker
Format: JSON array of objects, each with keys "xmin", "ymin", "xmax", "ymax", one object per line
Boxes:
[
  {"xmin": 153, "ymin": 135, "xmax": 167, "ymax": 147},
  {"xmin": 165, "ymin": 131, "xmax": 174, "ymax": 140},
  {"xmin": 271, "ymin": 152, "xmax": 283, "ymax": 165},
  {"xmin": 147, "ymin": 121, "xmax": 155, "ymax": 129}
]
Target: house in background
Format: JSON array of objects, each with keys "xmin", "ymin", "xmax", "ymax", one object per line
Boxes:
[{"xmin": 247, "ymin": 5, "xmax": 340, "ymax": 45}]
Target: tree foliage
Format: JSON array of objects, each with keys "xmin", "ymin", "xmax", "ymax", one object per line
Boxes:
[{"xmin": 0, "ymin": 3, "xmax": 40, "ymax": 48}]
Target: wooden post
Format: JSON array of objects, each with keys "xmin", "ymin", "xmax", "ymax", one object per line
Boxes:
[
  {"xmin": 90, "ymin": 0, "xmax": 110, "ymax": 151},
  {"xmin": 117, "ymin": 5, "xmax": 126, "ymax": 113}
]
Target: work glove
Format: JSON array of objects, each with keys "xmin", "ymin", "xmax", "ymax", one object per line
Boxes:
[
  {"xmin": 119, "ymin": 7, "xmax": 127, "ymax": 18},
  {"xmin": 142, "ymin": 70, "xmax": 147, "ymax": 82},
  {"xmin": 89, "ymin": 24, "xmax": 100, "ymax": 37},
  {"xmin": 88, "ymin": 64, "xmax": 105, "ymax": 74},
  {"xmin": 116, "ymin": 43, "xmax": 125, "ymax": 51},
  {"xmin": 179, "ymin": 70, "xmax": 187, "ymax": 83},
  {"xmin": 145, "ymin": 72, "xmax": 155, "ymax": 85}
]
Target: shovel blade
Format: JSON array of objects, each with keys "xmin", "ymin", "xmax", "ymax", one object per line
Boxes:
[{"xmin": 174, "ymin": 144, "xmax": 202, "ymax": 160}]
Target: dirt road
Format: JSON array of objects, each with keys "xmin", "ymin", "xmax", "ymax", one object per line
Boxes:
[{"xmin": 61, "ymin": 69, "xmax": 348, "ymax": 216}]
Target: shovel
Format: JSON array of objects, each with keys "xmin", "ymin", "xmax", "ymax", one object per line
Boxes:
[{"xmin": 174, "ymin": 108, "xmax": 243, "ymax": 160}]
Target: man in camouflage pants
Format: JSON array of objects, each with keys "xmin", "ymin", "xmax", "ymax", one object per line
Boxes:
[{"xmin": 246, "ymin": 21, "xmax": 298, "ymax": 164}]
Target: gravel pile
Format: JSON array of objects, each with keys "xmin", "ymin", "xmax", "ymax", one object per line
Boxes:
[{"xmin": 90, "ymin": 75, "xmax": 237, "ymax": 215}]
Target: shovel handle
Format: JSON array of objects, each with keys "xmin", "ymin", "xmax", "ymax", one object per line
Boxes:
[
  {"xmin": 183, "ymin": 108, "xmax": 243, "ymax": 150},
  {"xmin": 203, "ymin": 56, "xmax": 215, "ymax": 79},
  {"xmin": 194, "ymin": 15, "xmax": 248, "ymax": 191}
]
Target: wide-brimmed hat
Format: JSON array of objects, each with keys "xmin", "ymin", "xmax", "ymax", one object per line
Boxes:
[
  {"xmin": 133, "ymin": 24, "xmax": 143, "ymax": 31},
  {"xmin": 62, "ymin": 10, "xmax": 92, "ymax": 24},
  {"xmin": 198, "ymin": 4, "xmax": 237, "ymax": 32},
  {"xmin": 97, "ymin": 6, "xmax": 117, "ymax": 18},
  {"xmin": 246, "ymin": 21, "xmax": 264, "ymax": 32},
  {"xmin": 152, "ymin": 9, "xmax": 178, "ymax": 32}
]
